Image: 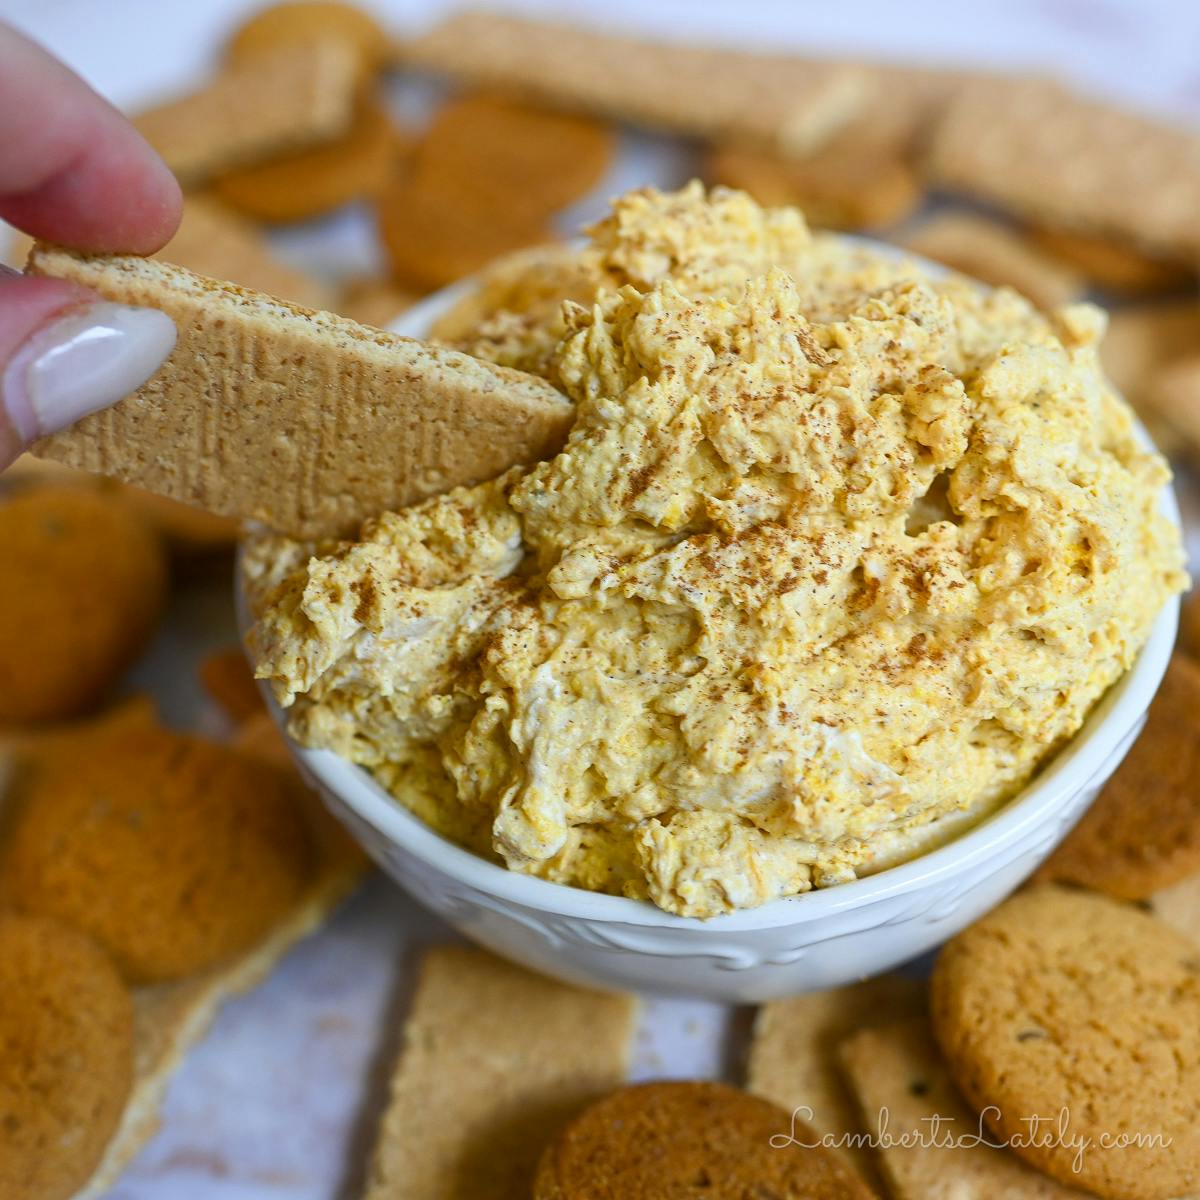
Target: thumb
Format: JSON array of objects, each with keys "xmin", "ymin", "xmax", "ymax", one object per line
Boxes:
[{"xmin": 0, "ymin": 264, "xmax": 175, "ymax": 469}]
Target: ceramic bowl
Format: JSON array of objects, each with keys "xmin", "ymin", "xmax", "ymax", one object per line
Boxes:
[{"xmin": 241, "ymin": 261, "xmax": 1181, "ymax": 1002}]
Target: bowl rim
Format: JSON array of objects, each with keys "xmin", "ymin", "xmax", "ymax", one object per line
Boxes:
[{"xmin": 240, "ymin": 239, "xmax": 1184, "ymax": 932}]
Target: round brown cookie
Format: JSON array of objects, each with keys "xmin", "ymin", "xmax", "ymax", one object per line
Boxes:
[
  {"xmin": 225, "ymin": 1, "xmax": 390, "ymax": 74},
  {"xmin": 0, "ymin": 485, "xmax": 167, "ymax": 724},
  {"xmin": 2, "ymin": 725, "xmax": 314, "ymax": 983},
  {"xmin": 0, "ymin": 914, "xmax": 134, "ymax": 1200},
  {"xmin": 705, "ymin": 137, "xmax": 921, "ymax": 231},
  {"xmin": 931, "ymin": 885, "xmax": 1200, "ymax": 1199},
  {"xmin": 213, "ymin": 91, "xmax": 405, "ymax": 223},
  {"xmin": 377, "ymin": 172, "xmax": 554, "ymax": 293},
  {"xmin": 1033, "ymin": 654, "xmax": 1200, "ymax": 899},
  {"xmin": 534, "ymin": 1080, "xmax": 872, "ymax": 1199},
  {"xmin": 415, "ymin": 93, "xmax": 616, "ymax": 225}
]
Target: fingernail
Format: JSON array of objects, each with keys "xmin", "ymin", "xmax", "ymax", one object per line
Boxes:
[{"xmin": 3, "ymin": 301, "xmax": 176, "ymax": 442}]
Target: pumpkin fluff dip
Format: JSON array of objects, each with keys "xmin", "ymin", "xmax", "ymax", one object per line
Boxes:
[{"xmin": 245, "ymin": 183, "xmax": 1185, "ymax": 918}]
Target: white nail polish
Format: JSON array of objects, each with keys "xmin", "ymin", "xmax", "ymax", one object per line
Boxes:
[{"xmin": 2, "ymin": 301, "xmax": 176, "ymax": 442}]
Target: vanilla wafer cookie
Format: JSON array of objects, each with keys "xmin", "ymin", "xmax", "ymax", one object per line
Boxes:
[
  {"xmin": 133, "ymin": 40, "xmax": 358, "ymax": 187},
  {"xmin": 26, "ymin": 247, "xmax": 573, "ymax": 540},
  {"xmin": 399, "ymin": 10, "xmax": 871, "ymax": 154},
  {"xmin": 365, "ymin": 945, "xmax": 636, "ymax": 1200},
  {"xmin": 927, "ymin": 76, "xmax": 1200, "ymax": 261}
]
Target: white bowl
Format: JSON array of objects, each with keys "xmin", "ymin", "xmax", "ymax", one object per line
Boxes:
[{"xmin": 242, "ymin": 259, "xmax": 1182, "ymax": 1002}]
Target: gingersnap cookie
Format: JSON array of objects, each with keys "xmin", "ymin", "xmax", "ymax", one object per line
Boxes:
[
  {"xmin": 534, "ymin": 1080, "xmax": 873, "ymax": 1200},
  {"xmin": 0, "ymin": 914, "xmax": 134, "ymax": 1200},
  {"xmin": 116, "ymin": 484, "xmax": 241, "ymax": 553},
  {"xmin": 706, "ymin": 133, "xmax": 921, "ymax": 231},
  {"xmin": 1, "ymin": 725, "xmax": 314, "ymax": 983},
  {"xmin": 1180, "ymin": 590, "xmax": 1200, "ymax": 661},
  {"xmin": 377, "ymin": 172, "xmax": 554, "ymax": 293},
  {"xmin": 418, "ymin": 93, "xmax": 615, "ymax": 225},
  {"xmin": 213, "ymin": 91, "xmax": 406, "ymax": 223},
  {"xmin": 0, "ymin": 485, "xmax": 167, "ymax": 724},
  {"xmin": 931, "ymin": 885, "xmax": 1200, "ymax": 1199},
  {"xmin": 225, "ymin": 0, "xmax": 391, "ymax": 75},
  {"xmin": 199, "ymin": 645, "xmax": 265, "ymax": 725},
  {"xmin": 1034, "ymin": 655, "xmax": 1200, "ymax": 899}
]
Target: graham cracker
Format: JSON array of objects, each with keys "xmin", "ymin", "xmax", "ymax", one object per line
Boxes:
[
  {"xmin": 1029, "ymin": 225, "xmax": 1194, "ymax": 297},
  {"xmin": 26, "ymin": 246, "xmax": 574, "ymax": 540},
  {"xmin": 133, "ymin": 40, "xmax": 358, "ymax": 187},
  {"xmin": 901, "ymin": 212, "xmax": 1084, "ymax": 310},
  {"xmin": 838, "ymin": 1019, "xmax": 1089, "ymax": 1199},
  {"xmin": 160, "ymin": 198, "xmax": 330, "ymax": 309},
  {"xmin": 365, "ymin": 945, "xmax": 636, "ymax": 1200},
  {"xmin": 747, "ymin": 974, "xmax": 925, "ymax": 1188},
  {"xmin": 927, "ymin": 76, "xmax": 1200, "ymax": 261},
  {"xmin": 398, "ymin": 10, "xmax": 871, "ymax": 154}
]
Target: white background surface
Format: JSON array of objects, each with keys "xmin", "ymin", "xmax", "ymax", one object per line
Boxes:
[{"xmin": 2, "ymin": 2, "xmax": 1199, "ymax": 1197}]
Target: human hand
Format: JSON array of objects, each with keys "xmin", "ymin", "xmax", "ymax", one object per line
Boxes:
[{"xmin": 0, "ymin": 21, "xmax": 182, "ymax": 469}]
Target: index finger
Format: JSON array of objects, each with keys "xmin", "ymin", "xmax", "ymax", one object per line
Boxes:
[{"xmin": 0, "ymin": 21, "xmax": 182, "ymax": 254}]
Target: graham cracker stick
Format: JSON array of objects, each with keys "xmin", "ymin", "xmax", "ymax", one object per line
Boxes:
[
  {"xmin": 927, "ymin": 76, "xmax": 1200, "ymax": 261},
  {"xmin": 399, "ymin": 10, "xmax": 870, "ymax": 154},
  {"xmin": 133, "ymin": 41, "xmax": 358, "ymax": 187},
  {"xmin": 365, "ymin": 945, "xmax": 636, "ymax": 1200},
  {"xmin": 901, "ymin": 212, "xmax": 1084, "ymax": 310},
  {"xmin": 748, "ymin": 975, "xmax": 925, "ymax": 1189},
  {"xmin": 26, "ymin": 246, "xmax": 573, "ymax": 540},
  {"xmin": 838, "ymin": 1020, "xmax": 1089, "ymax": 1199}
]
